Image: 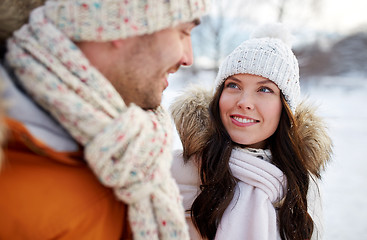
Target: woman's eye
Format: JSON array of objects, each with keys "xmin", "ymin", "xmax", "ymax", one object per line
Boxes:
[
  {"xmin": 259, "ymin": 87, "xmax": 273, "ymax": 93},
  {"xmin": 226, "ymin": 82, "xmax": 239, "ymax": 89}
]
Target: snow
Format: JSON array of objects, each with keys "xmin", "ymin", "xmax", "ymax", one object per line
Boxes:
[
  {"xmin": 163, "ymin": 70, "xmax": 367, "ymax": 240},
  {"xmin": 304, "ymin": 76, "xmax": 367, "ymax": 240}
]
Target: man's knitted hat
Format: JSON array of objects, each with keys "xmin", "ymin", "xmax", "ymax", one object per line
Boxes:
[
  {"xmin": 43, "ymin": 0, "xmax": 210, "ymax": 41},
  {"xmin": 214, "ymin": 23, "xmax": 300, "ymax": 112}
]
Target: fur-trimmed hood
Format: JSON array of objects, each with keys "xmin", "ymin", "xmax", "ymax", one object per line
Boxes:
[{"xmin": 169, "ymin": 85, "xmax": 332, "ymax": 177}]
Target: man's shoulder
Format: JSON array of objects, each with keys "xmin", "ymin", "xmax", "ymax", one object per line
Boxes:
[
  {"xmin": 1, "ymin": 64, "xmax": 78, "ymax": 152},
  {"xmin": 0, "ymin": 118, "xmax": 128, "ymax": 239}
]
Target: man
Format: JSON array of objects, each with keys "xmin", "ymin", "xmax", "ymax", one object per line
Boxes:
[
  {"xmin": 0, "ymin": 0, "xmax": 210, "ymax": 239},
  {"xmin": 0, "ymin": 83, "xmax": 5, "ymax": 169},
  {"xmin": 0, "ymin": 0, "xmax": 46, "ymax": 170}
]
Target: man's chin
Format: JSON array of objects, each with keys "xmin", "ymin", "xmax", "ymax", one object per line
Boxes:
[{"xmin": 141, "ymin": 99, "xmax": 161, "ymax": 110}]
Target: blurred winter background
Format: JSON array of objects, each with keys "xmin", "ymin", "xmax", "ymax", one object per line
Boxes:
[{"xmin": 162, "ymin": 0, "xmax": 367, "ymax": 239}]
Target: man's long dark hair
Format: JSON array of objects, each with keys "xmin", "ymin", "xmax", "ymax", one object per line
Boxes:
[{"xmin": 190, "ymin": 84, "xmax": 314, "ymax": 240}]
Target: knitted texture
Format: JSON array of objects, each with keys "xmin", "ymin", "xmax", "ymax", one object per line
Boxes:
[
  {"xmin": 43, "ymin": 0, "xmax": 210, "ymax": 41},
  {"xmin": 215, "ymin": 147, "xmax": 286, "ymax": 239},
  {"xmin": 214, "ymin": 24, "xmax": 300, "ymax": 112},
  {"xmin": 6, "ymin": 7, "xmax": 189, "ymax": 240}
]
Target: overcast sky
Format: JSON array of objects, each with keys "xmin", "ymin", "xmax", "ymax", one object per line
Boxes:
[
  {"xmin": 318, "ymin": 0, "xmax": 367, "ymax": 33},
  {"xmin": 213, "ymin": 0, "xmax": 367, "ymax": 34}
]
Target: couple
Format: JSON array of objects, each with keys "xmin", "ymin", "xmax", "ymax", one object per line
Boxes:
[{"xmin": 0, "ymin": 0, "xmax": 331, "ymax": 239}]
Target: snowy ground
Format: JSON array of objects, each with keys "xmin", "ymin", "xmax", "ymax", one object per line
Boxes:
[
  {"xmin": 163, "ymin": 70, "xmax": 367, "ymax": 240},
  {"xmin": 304, "ymin": 75, "xmax": 367, "ymax": 240}
]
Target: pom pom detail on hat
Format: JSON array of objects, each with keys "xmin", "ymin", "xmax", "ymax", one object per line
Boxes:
[
  {"xmin": 214, "ymin": 23, "xmax": 300, "ymax": 112},
  {"xmin": 250, "ymin": 23, "xmax": 293, "ymax": 48}
]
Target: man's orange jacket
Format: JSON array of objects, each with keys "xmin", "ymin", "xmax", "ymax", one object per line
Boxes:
[{"xmin": 0, "ymin": 118, "xmax": 132, "ymax": 239}]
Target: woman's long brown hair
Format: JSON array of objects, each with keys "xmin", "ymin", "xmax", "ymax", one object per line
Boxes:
[{"xmin": 190, "ymin": 84, "xmax": 314, "ymax": 240}]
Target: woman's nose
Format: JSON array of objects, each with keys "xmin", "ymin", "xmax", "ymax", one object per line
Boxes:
[{"xmin": 236, "ymin": 93, "xmax": 254, "ymax": 110}]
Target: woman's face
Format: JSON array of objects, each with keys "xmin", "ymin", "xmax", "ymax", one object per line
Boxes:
[{"xmin": 219, "ymin": 73, "xmax": 282, "ymax": 149}]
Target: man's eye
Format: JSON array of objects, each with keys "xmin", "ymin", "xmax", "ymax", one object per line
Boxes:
[{"xmin": 182, "ymin": 30, "xmax": 191, "ymax": 36}]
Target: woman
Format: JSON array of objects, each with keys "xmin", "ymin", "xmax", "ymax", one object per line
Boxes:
[{"xmin": 170, "ymin": 24, "xmax": 332, "ymax": 240}]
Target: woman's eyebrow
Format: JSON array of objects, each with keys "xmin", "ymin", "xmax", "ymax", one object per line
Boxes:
[
  {"xmin": 227, "ymin": 76, "xmax": 242, "ymax": 83},
  {"xmin": 257, "ymin": 79, "xmax": 275, "ymax": 85}
]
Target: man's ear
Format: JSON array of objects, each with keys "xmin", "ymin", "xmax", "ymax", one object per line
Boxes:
[{"xmin": 111, "ymin": 39, "xmax": 124, "ymax": 48}]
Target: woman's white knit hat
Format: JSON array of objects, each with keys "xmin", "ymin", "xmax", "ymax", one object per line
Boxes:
[
  {"xmin": 43, "ymin": 0, "xmax": 210, "ymax": 41},
  {"xmin": 214, "ymin": 23, "xmax": 300, "ymax": 112}
]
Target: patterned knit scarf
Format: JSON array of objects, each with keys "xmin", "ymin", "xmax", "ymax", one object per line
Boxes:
[{"xmin": 6, "ymin": 7, "xmax": 189, "ymax": 240}]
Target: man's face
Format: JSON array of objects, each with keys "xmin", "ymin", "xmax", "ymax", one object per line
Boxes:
[{"xmin": 108, "ymin": 20, "xmax": 199, "ymax": 109}]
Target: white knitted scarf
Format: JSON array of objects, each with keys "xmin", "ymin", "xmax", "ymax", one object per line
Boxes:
[
  {"xmin": 215, "ymin": 148, "xmax": 287, "ymax": 240},
  {"xmin": 6, "ymin": 7, "xmax": 189, "ymax": 240}
]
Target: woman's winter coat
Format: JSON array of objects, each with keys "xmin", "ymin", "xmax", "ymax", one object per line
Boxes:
[{"xmin": 170, "ymin": 85, "xmax": 333, "ymax": 240}]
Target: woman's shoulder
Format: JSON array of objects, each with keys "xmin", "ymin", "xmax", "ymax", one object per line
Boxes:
[
  {"xmin": 171, "ymin": 149, "xmax": 202, "ymax": 213},
  {"xmin": 171, "ymin": 149, "xmax": 200, "ymax": 186}
]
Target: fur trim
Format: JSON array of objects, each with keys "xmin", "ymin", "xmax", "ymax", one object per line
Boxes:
[
  {"xmin": 169, "ymin": 85, "xmax": 212, "ymax": 160},
  {"xmin": 295, "ymin": 100, "xmax": 332, "ymax": 177},
  {"xmin": 170, "ymin": 85, "xmax": 332, "ymax": 174}
]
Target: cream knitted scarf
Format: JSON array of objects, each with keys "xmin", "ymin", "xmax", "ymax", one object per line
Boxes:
[
  {"xmin": 215, "ymin": 148, "xmax": 286, "ymax": 240},
  {"xmin": 6, "ymin": 7, "xmax": 189, "ymax": 240}
]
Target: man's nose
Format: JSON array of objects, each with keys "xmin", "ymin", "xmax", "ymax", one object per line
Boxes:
[{"xmin": 180, "ymin": 37, "xmax": 194, "ymax": 66}]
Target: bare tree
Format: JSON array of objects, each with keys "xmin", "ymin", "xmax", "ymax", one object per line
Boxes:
[
  {"xmin": 275, "ymin": 0, "xmax": 323, "ymax": 22},
  {"xmin": 191, "ymin": 0, "xmax": 248, "ymax": 72},
  {"xmin": 190, "ymin": 0, "xmax": 323, "ymax": 73}
]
